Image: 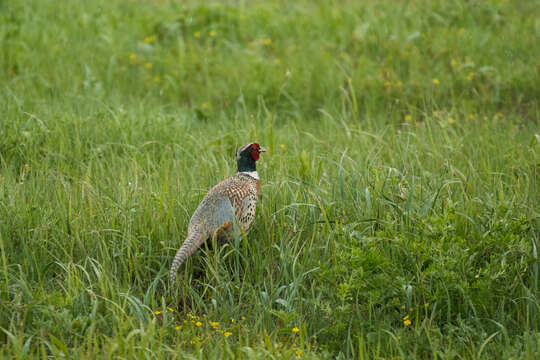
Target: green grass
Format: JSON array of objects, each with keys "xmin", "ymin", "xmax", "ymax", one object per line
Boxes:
[{"xmin": 1, "ymin": 0, "xmax": 539, "ymax": 358}]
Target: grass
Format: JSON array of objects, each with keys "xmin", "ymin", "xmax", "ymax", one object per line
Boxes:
[{"xmin": 1, "ymin": 0, "xmax": 539, "ymax": 358}]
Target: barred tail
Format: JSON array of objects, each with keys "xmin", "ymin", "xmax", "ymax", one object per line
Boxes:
[{"xmin": 170, "ymin": 229, "xmax": 205, "ymax": 283}]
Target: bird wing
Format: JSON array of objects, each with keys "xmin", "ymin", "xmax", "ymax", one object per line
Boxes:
[
  {"xmin": 188, "ymin": 192, "xmax": 236, "ymax": 237},
  {"xmin": 171, "ymin": 193, "xmax": 236, "ymax": 283}
]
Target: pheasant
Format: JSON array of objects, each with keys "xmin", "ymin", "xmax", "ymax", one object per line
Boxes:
[{"xmin": 170, "ymin": 142, "xmax": 266, "ymax": 284}]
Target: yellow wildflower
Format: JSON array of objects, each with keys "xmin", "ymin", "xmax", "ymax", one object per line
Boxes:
[
  {"xmin": 448, "ymin": 118, "xmax": 455, "ymax": 125},
  {"xmin": 383, "ymin": 81, "xmax": 391, "ymax": 87},
  {"xmin": 195, "ymin": 321, "xmax": 202, "ymax": 327},
  {"xmin": 194, "ymin": 31, "xmax": 201, "ymax": 38},
  {"xmin": 404, "ymin": 319, "xmax": 412, "ymax": 326},
  {"xmin": 224, "ymin": 331, "xmax": 232, "ymax": 338},
  {"xmin": 209, "ymin": 30, "xmax": 216, "ymax": 37},
  {"xmin": 154, "ymin": 311, "xmax": 162, "ymax": 315},
  {"xmin": 167, "ymin": 307, "xmax": 174, "ymax": 312},
  {"xmin": 145, "ymin": 63, "xmax": 152, "ymax": 70},
  {"xmin": 497, "ymin": 112, "xmax": 503, "ymax": 117},
  {"xmin": 397, "ymin": 336, "xmax": 401, "ymax": 340},
  {"xmin": 468, "ymin": 114, "xmax": 475, "ymax": 119},
  {"xmin": 175, "ymin": 326, "xmax": 181, "ymax": 330},
  {"xmin": 432, "ymin": 78, "xmax": 440, "ymax": 85},
  {"xmin": 262, "ymin": 38, "xmax": 272, "ymax": 45},
  {"xmin": 403, "ymin": 315, "xmax": 409, "ymax": 320},
  {"xmin": 451, "ymin": 59, "xmax": 458, "ymax": 67},
  {"xmin": 292, "ymin": 327, "xmax": 300, "ymax": 333},
  {"xmin": 231, "ymin": 318, "xmax": 235, "ymax": 323},
  {"xmin": 153, "ymin": 76, "xmax": 160, "ymax": 83},
  {"xmin": 395, "ymin": 80, "xmax": 403, "ymax": 88},
  {"xmin": 296, "ymin": 349, "xmax": 303, "ymax": 356},
  {"xmin": 466, "ymin": 72, "xmax": 474, "ymax": 81},
  {"xmin": 404, "ymin": 114, "xmax": 412, "ymax": 122},
  {"xmin": 209, "ymin": 321, "xmax": 219, "ymax": 328},
  {"xmin": 144, "ymin": 35, "xmax": 156, "ymax": 43}
]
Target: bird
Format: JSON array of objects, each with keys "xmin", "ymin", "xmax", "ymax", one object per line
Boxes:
[{"xmin": 170, "ymin": 142, "xmax": 266, "ymax": 285}]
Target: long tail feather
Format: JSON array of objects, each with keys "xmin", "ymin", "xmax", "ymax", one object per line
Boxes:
[{"xmin": 170, "ymin": 229, "xmax": 205, "ymax": 283}]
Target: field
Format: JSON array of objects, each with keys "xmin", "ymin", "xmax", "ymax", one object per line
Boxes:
[{"xmin": 1, "ymin": 0, "xmax": 539, "ymax": 358}]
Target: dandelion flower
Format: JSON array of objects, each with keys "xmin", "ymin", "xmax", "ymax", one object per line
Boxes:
[
  {"xmin": 403, "ymin": 315, "xmax": 409, "ymax": 320},
  {"xmin": 292, "ymin": 327, "xmax": 300, "ymax": 333},
  {"xmin": 209, "ymin": 30, "xmax": 216, "ymax": 37},
  {"xmin": 144, "ymin": 35, "xmax": 156, "ymax": 43},
  {"xmin": 175, "ymin": 326, "xmax": 181, "ymax": 330},
  {"xmin": 224, "ymin": 331, "xmax": 232, "ymax": 338},
  {"xmin": 466, "ymin": 72, "xmax": 474, "ymax": 81},
  {"xmin": 296, "ymin": 349, "xmax": 303, "ymax": 356},
  {"xmin": 262, "ymin": 38, "xmax": 272, "ymax": 45},
  {"xmin": 167, "ymin": 307, "xmax": 174, "ymax": 312},
  {"xmin": 404, "ymin": 319, "xmax": 412, "ymax": 326},
  {"xmin": 231, "ymin": 318, "xmax": 235, "ymax": 323},
  {"xmin": 209, "ymin": 321, "xmax": 219, "ymax": 328},
  {"xmin": 432, "ymin": 78, "xmax": 440, "ymax": 85},
  {"xmin": 404, "ymin": 114, "xmax": 412, "ymax": 122},
  {"xmin": 154, "ymin": 311, "xmax": 162, "ymax": 315},
  {"xmin": 145, "ymin": 63, "xmax": 152, "ymax": 70},
  {"xmin": 195, "ymin": 321, "xmax": 202, "ymax": 327},
  {"xmin": 194, "ymin": 31, "xmax": 201, "ymax": 38},
  {"xmin": 280, "ymin": 144, "xmax": 286, "ymax": 150},
  {"xmin": 448, "ymin": 118, "xmax": 455, "ymax": 125},
  {"xmin": 451, "ymin": 59, "xmax": 458, "ymax": 67}
]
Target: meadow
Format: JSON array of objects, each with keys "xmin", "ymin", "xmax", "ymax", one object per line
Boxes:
[{"xmin": 1, "ymin": 0, "xmax": 539, "ymax": 358}]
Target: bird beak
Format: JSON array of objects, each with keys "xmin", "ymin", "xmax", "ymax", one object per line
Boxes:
[{"xmin": 259, "ymin": 146, "xmax": 267, "ymax": 153}]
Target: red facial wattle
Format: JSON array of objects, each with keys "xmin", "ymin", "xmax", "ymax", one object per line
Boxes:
[{"xmin": 249, "ymin": 143, "xmax": 260, "ymax": 161}]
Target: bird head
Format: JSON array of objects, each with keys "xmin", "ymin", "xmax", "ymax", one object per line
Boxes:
[{"xmin": 237, "ymin": 142, "xmax": 266, "ymax": 172}]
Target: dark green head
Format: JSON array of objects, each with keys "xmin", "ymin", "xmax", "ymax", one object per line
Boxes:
[{"xmin": 236, "ymin": 142, "xmax": 266, "ymax": 172}]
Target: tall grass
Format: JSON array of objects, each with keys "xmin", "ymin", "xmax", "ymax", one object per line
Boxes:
[{"xmin": 1, "ymin": 0, "xmax": 539, "ymax": 358}]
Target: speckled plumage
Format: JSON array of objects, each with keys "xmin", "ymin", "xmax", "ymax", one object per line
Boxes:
[{"xmin": 170, "ymin": 143, "xmax": 265, "ymax": 284}]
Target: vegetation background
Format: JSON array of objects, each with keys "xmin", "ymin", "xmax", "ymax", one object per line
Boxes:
[{"xmin": 1, "ymin": 0, "xmax": 539, "ymax": 358}]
